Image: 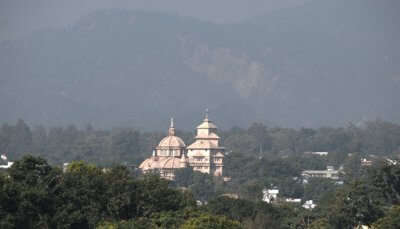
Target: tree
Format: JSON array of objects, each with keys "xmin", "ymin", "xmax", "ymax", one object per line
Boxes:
[
  {"xmin": 189, "ymin": 172, "xmax": 216, "ymax": 202},
  {"xmin": 104, "ymin": 165, "xmax": 138, "ymax": 220},
  {"xmin": 304, "ymin": 178, "xmax": 336, "ymax": 202},
  {"xmin": 343, "ymin": 152, "xmax": 363, "ymax": 182},
  {"xmin": 0, "ymin": 120, "xmax": 33, "ymax": 160},
  {"xmin": 53, "ymin": 161, "xmax": 108, "ymax": 228},
  {"xmin": 207, "ymin": 197, "xmax": 255, "ymax": 222},
  {"xmin": 372, "ymin": 205, "xmax": 400, "ymax": 229},
  {"xmin": 174, "ymin": 167, "xmax": 195, "ymax": 188},
  {"xmin": 111, "ymin": 129, "xmax": 142, "ymax": 163},
  {"xmin": 322, "ymin": 182, "xmax": 383, "ymax": 228},
  {"xmin": 370, "ymin": 163, "xmax": 400, "ymax": 205},
  {"xmin": 135, "ymin": 174, "xmax": 194, "ymax": 217},
  {"xmin": 180, "ymin": 213, "xmax": 242, "ymax": 229},
  {"xmin": 308, "ymin": 218, "xmax": 330, "ymax": 229},
  {"xmin": 248, "ymin": 122, "xmax": 272, "ymax": 153},
  {"xmin": 1, "ymin": 155, "xmax": 61, "ymax": 228}
]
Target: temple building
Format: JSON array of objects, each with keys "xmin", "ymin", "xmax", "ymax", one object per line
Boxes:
[{"xmin": 139, "ymin": 111, "xmax": 225, "ymax": 180}]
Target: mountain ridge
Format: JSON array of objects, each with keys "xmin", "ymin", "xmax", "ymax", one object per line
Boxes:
[{"xmin": 1, "ymin": 2, "xmax": 399, "ymax": 129}]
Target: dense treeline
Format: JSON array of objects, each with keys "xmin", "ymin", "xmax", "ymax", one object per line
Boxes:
[
  {"xmin": 0, "ymin": 156, "xmax": 238, "ymax": 228},
  {"xmin": 1, "ymin": 156, "xmax": 400, "ymax": 228},
  {"xmin": 1, "ymin": 119, "xmax": 400, "ymax": 202},
  {"xmin": 1, "ymin": 119, "xmax": 399, "ymax": 166}
]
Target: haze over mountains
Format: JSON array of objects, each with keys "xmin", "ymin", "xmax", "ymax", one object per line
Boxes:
[{"xmin": 1, "ymin": 0, "xmax": 399, "ymax": 129}]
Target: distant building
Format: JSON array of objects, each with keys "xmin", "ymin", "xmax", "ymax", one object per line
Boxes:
[
  {"xmin": 285, "ymin": 198, "xmax": 302, "ymax": 203},
  {"xmin": 361, "ymin": 158, "xmax": 373, "ymax": 167},
  {"xmin": 262, "ymin": 189, "xmax": 279, "ymax": 203},
  {"xmin": 301, "ymin": 166, "xmax": 340, "ymax": 180},
  {"xmin": 386, "ymin": 158, "xmax": 399, "ymax": 165},
  {"xmin": 354, "ymin": 225, "xmax": 371, "ymax": 229},
  {"xmin": 302, "ymin": 200, "xmax": 316, "ymax": 209},
  {"xmin": 304, "ymin": 151, "xmax": 329, "ymax": 156},
  {"xmin": 223, "ymin": 176, "xmax": 232, "ymax": 182},
  {"xmin": 63, "ymin": 162, "xmax": 70, "ymax": 172},
  {"xmin": 0, "ymin": 154, "xmax": 13, "ymax": 169},
  {"xmin": 139, "ymin": 111, "xmax": 225, "ymax": 180}
]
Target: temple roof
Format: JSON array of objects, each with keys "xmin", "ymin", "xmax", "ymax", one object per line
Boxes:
[
  {"xmin": 196, "ymin": 132, "xmax": 220, "ymax": 139},
  {"xmin": 196, "ymin": 109, "xmax": 217, "ymax": 129},
  {"xmin": 197, "ymin": 120, "xmax": 217, "ymax": 129},
  {"xmin": 157, "ymin": 136, "xmax": 186, "ymax": 148},
  {"xmin": 187, "ymin": 140, "xmax": 219, "ymax": 149},
  {"xmin": 139, "ymin": 156, "xmax": 185, "ymax": 170},
  {"xmin": 157, "ymin": 118, "xmax": 186, "ymax": 148}
]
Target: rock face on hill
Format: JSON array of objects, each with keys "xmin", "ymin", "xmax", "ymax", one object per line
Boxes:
[{"xmin": 1, "ymin": 0, "xmax": 399, "ymax": 129}]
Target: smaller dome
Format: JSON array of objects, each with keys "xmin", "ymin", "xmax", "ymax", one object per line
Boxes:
[
  {"xmin": 197, "ymin": 109, "xmax": 217, "ymax": 129},
  {"xmin": 197, "ymin": 120, "xmax": 217, "ymax": 129},
  {"xmin": 162, "ymin": 157, "xmax": 182, "ymax": 169},
  {"xmin": 139, "ymin": 156, "xmax": 185, "ymax": 171},
  {"xmin": 139, "ymin": 157, "xmax": 156, "ymax": 170},
  {"xmin": 158, "ymin": 135, "xmax": 186, "ymax": 148}
]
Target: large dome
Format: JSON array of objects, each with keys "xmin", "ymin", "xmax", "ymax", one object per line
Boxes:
[
  {"xmin": 157, "ymin": 135, "xmax": 186, "ymax": 148},
  {"xmin": 156, "ymin": 118, "xmax": 186, "ymax": 149}
]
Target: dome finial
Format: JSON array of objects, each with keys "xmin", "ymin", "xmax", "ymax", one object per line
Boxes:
[
  {"xmin": 205, "ymin": 108, "xmax": 209, "ymax": 120},
  {"xmin": 168, "ymin": 117, "xmax": 175, "ymax": 136}
]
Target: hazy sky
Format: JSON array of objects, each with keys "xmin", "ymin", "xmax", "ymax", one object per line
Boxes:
[{"xmin": 0, "ymin": 0, "xmax": 309, "ymax": 41}]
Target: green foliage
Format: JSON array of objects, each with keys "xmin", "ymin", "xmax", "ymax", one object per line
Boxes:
[
  {"xmin": 1, "ymin": 119, "xmax": 400, "ymax": 176},
  {"xmin": 0, "ymin": 156, "xmax": 198, "ymax": 229},
  {"xmin": 206, "ymin": 197, "xmax": 311, "ymax": 229},
  {"xmin": 207, "ymin": 197, "xmax": 256, "ymax": 221},
  {"xmin": 1, "ymin": 120, "xmax": 400, "ymax": 228},
  {"xmin": 372, "ymin": 205, "xmax": 400, "ymax": 229},
  {"xmin": 173, "ymin": 167, "xmax": 217, "ymax": 202},
  {"xmin": 315, "ymin": 178, "xmax": 386, "ymax": 228},
  {"xmin": 97, "ymin": 218, "xmax": 156, "ymax": 229},
  {"xmin": 180, "ymin": 213, "xmax": 242, "ymax": 229},
  {"xmin": 173, "ymin": 167, "xmax": 195, "ymax": 187},
  {"xmin": 0, "ymin": 155, "xmax": 60, "ymax": 228},
  {"xmin": 369, "ymin": 163, "xmax": 400, "ymax": 205},
  {"xmin": 343, "ymin": 152, "xmax": 363, "ymax": 182},
  {"xmin": 308, "ymin": 218, "xmax": 330, "ymax": 229},
  {"xmin": 135, "ymin": 174, "xmax": 194, "ymax": 217},
  {"xmin": 304, "ymin": 178, "xmax": 336, "ymax": 202}
]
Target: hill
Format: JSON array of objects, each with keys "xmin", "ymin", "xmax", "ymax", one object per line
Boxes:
[{"xmin": 1, "ymin": 0, "xmax": 399, "ymax": 129}]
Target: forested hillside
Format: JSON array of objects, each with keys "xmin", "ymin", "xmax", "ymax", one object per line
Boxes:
[
  {"xmin": 1, "ymin": 154, "xmax": 400, "ymax": 228},
  {"xmin": 1, "ymin": 0, "xmax": 399, "ymax": 128},
  {"xmin": 1, "ymin": 119, "xmax": 400, "ymax": 203},
  {"xmin": 1, "ymin": 119, "xmax": 399, "ymax": 166}
]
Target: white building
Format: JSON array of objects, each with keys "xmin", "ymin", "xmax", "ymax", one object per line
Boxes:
[
  {"xmin": 302, "ymin": 200, "xmax": 316, "ymax": 209},
  {"xmin": 285, "ymin": 198, "xmax": 302, "ymax": 203},
  {"xmin": 301, "ymin": 166, "xmax": 340, "ymax": 180},
  {"xmin": 304, "ymin": 152, "xmax": 329, "ymax": 156},
  {"xmin": 0, "ymin": 154, "xmax": 13, "ymax": 169},
  {"xmin": 361, "ymin": 158, "xmax": 373, "ymax": 167},
  {"xmin": 262, "ymin": 189, "xmax": 279, "ymax": 203}
]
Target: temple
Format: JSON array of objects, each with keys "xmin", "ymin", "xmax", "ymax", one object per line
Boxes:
[{"xmin": 139, "ymin": 111, "xmax": 225, "ymax": 180}]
